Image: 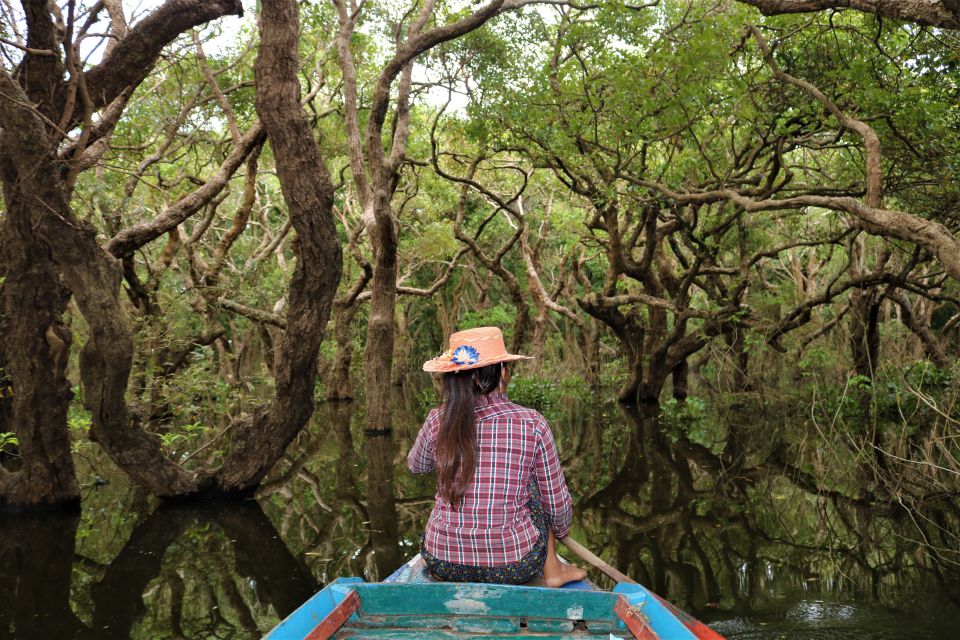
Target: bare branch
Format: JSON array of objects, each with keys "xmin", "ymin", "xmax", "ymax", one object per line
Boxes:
[
  {"xmin": 0, "ymin": 35, "xmax": 55, "ymax": 55},
  {"xmin": 632, "ymin": 179, "xmax": 960, "ymax": 283},
  {"xmin": 107, "ymin": 122, "xmax": 265, "ymax": 259},
  {"xmin": 216, "ymin": 298, "xmax": 285, "ymax": 328}
]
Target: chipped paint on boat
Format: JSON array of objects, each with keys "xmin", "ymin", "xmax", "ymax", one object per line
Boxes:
[{"xmin": 263, "ymin": 555, "xmax": 722, "ymax": 640}]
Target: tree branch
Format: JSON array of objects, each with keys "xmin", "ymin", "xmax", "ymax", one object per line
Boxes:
[
  {"xmin": 77, "ymin": 0, "xmax": 244, "ymax": 126},
  {"xmin": 106, "ymin": 122, "xmax": 265, "ymax": 259},
  {"xmin": 632, "ymin": 179, "xmax": 960, "ymax": 283},
  {"xmin": 735, "ymin": 0, "xmax": 960, "ymax": 30}
]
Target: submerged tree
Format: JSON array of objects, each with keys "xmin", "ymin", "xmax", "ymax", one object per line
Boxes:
[
  {"xmin": 1, "ymin": 0, "xmax": 958, "ymax": 515},
  {"xmin": 430, "ymin": 0, "xmax": 960, "ymax": 405},
  {"xmin": 0, "ymin": 0, "xmax": 246, "ymax": 506}
]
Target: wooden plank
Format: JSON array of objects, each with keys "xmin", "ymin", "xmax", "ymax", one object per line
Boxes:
[
  {"xmin": 265, "ymin": 578, "xmax": 363, "ymax": 640},
  {"xmin": 451, "ymin": 617, "xmax": 520, "ymax": 633},
  {"xmin": 304, "ymin": 590, "xmax": 360, "ymax": 640},
  {"xmin": 581, "ymin": 620, "xmax": 617, "ymax": 632},
  {"xmin": 351, "ymin": 583, "xmax": 620, "ymax": 622},
  {"xmin": 614, "ymin": 594, "xmax": 660, "ymax": 640},
  {"xmin": 354, "ymin": 615, "xmax": 454, "ymax": 629},
  {"xmin": 336, "ymin": 630, "xmax": 624, "ymax": 640},
  {"xmin": 352, "ymin": 615, "xmax": 626, "ymax": 636},
  {"xmin": 524, "ymin": 618, "xmax": 573, "ymax": 632},
  {"xmin": 350, "ymin": 615, "xmax": 520, "ymax": 633}
]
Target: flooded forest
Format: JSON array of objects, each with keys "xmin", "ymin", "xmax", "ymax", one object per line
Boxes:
[{"xmin": 2, "ymin": 0, "xmax": 960, "ymax": 638}]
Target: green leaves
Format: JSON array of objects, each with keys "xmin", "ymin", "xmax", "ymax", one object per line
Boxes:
[{"xmin": 0, "ymin": 432, "xmax": 18, "ymax": 457}]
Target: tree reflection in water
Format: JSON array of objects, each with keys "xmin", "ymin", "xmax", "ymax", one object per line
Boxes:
[
  {"xmin": 0, "ymin": 501, "xmax": 316, "ymax": 639},
  {"xmin": 564, "ymin": 402, "xmax": 960, "ymax": 633},
  {"xmin": 2, "ymin": 393, "xmax": 960, "ymax": 639}
]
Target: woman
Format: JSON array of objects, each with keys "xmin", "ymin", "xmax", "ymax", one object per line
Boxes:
[{"xmin": 407, "ymin": 326, "xmax": 587, "ymax": 587}]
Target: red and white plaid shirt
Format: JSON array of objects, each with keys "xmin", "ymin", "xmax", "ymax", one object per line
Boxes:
[{"xmin": 407, "ymin": 392, "xmax": 573, "ymax": 566}]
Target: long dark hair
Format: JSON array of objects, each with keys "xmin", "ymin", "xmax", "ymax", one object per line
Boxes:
[{"xmin": 435, "ymin": 363, "xmax": 502, "ymax": 509}]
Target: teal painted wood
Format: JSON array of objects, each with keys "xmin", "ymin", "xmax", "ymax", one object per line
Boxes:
[
  {"xmin": 336, "ymin": 631, "xmax": 627, "ymax": 640},
  {"xmin": 351, "ymin": 614, "xmax": 625, "ymax": 636},
  {"xmin": 351, "ymin": 615, "xmax": 521, "ymax": 633},
  {"xmin": 356, "ymin": 615, "xmax": 459, "ymax": 629},
  {"xmin": 451, "ymin": 617, "xmax": 521, "ymax": 633},
  {"xmin": 265, "ymin": 553, "xmax": 735, "ymax": 640},
  {"xmin": 524, "ymin": 619, "xmax": 573, "ymax": 632},
  {"xmin": 264, "ymin": 577, "xmax": 362, "ymax": 640},
  {"xmin": 382, "ymin": 554, "xmax": 594, "ymax": 591},
  {"xmin": 614, "ymin": 583, "xmax": 696, "ymax": 640},
  {"xmin": 350, "ymin": 582, "xmax": 622, "ymax": 622}
]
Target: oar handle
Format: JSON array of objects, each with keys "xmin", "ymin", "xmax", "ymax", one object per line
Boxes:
[{"xmin": 560, "ymin": 536, "xmax": 637, "ymax": 585}]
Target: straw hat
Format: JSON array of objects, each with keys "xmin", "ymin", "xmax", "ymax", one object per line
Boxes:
[{"xmin": 422, "ymin": 326, "xmax": 532, "ymax": 373}]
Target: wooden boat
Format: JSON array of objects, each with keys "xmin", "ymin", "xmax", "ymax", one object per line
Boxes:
[{"xmin": 264, "ymin": 553, "xmax": 725, "ymax": 639}]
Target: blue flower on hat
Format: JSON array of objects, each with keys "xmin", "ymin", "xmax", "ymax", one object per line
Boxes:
[{"xmin": 450, "ymin": 345, "xmax": 480, "ymax": 366}]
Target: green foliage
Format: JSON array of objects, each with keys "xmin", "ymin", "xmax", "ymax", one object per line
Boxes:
[
  {"xmin": 798, "ymin": 346, "xmax": 835, "ymax": 375},
  {"xmin": 659, "ymin": 396, "xmax": 726, "ymax": 452},
  {"xmin": 906, "ymin": 360, "xmax": 952, "ymax": 391},
  {"xmin": 803, "ymin": 360, "xmax": 959, "ymax": 429},
  {"xmin": 158, "ymin": 421, "xmax": 210, "ymax": 455},
  {"xmin": 68, "ymin": 403, "xmax": 92, "ymax": 435},
  {"xmin": 0, "ymin": 432, "xmax": 18, "ymax": 456},
  {"xmin": 458, "ymin": 305, "xmax": 515, "ymax": 334},
  {"xmin": 508, "ymin": 374, "xmax": 590, "ymax": 419}
]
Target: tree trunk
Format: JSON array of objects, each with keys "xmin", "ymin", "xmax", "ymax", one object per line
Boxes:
[
  {"xmin": 208, "ymin": 0, "xmax": 342, "ymax": 493},
  {"xmin": 0, "ymin": 193, "xmax": 78, "ymax": 506},
  {"xmin": 850, "ymin": 294, "xmax": 880, "ymax": 379},
  {"xmin": 0, "ymin": 0, "xmax": 248, "ymax": 504},
  {"xmin": 887, "ymin": 292, "xmax": 949, "ymax": 369},
  {"xmin": 392, "ymin": 304, "xmax": 413, "ymax": 387},
  {"xmin": 671, "ymin": 359, "xmax": 689, "ymax": 401},
  {"xmin": 579, "ymin": 298, "xmax": 644, "ymax": 403},
  {"xmin": 360, "ymin": 193, "xmax": 401, "ymax": 569},
  {"xmin": 327, "ymin": 301, "xmax": 359, "ymax": 401},
  {"xmin": 639, "ymin": 352, "xmax": 670, "ymax": 405},
  {"xmin": 363, "ymin": 199, "xmax": 399, "ymax": 432},
  {"xmin": 47, "ymin": 172, "xmax": 199, "ymax": 496}
]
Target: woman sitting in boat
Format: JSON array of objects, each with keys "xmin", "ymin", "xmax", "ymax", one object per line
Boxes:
[{"xmin": 408, "ymin": 326, "xmax": 587, "ymax": 587}]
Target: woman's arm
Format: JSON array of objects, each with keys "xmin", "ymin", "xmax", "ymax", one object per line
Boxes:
[
  {"xmin": 532, "ymin": 416, "xmax": 573, "ymax": 539},
  {"xmin": 407, "ymin": 408, "xmax": 442, "ymax": 473}
]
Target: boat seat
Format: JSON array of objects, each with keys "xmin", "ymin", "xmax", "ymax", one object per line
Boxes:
[
  {"xmin": 334, "ymin": 582, "xmax": 638, "ymax": 639},
  {"xmin": 384, "ymin": 553, "xmax": 594, "ymax": 590}
]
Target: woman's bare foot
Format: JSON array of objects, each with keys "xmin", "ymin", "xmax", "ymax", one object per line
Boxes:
[
  {"xmin": 543, "ymin": 530, "xmax": 588, "ymax": 587},
  {"xmin": 544, "ymin": 558, "xmax": 588, "ymax": 587}
]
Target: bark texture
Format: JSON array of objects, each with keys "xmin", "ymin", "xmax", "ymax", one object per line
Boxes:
[
  {"xmin": 0, "ymin": 186, "xmax": 77, "ymax": 505},
  {"xmin": 0, "ymin": 0, "xmax": 244, "ymax": 506},
  {"xmin": 208, "ymin": 0, "xmax": 342, "ymax": 492},
  {"xmin": 736, "ymin": 0, "xmax": 960, "ymax": 29}
]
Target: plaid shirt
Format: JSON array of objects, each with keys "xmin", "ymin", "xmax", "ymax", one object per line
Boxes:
[{"xmin": 407, "ymin": 392, "xmax": 573, "ymax": 566}]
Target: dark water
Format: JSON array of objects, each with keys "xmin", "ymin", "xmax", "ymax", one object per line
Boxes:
[{"xmin": 2, "ymin": 390, "xmax": 959, "ymax": 639}]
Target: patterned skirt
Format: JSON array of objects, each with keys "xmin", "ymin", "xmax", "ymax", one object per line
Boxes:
[{"xmin": 421, "ymin": 483, "xmax": 548, "ymax": 585}]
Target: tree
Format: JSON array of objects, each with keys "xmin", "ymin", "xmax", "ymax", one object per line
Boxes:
[{"xmin": 0, "ymin": 0, "xmax": 245, "ymax": 507}]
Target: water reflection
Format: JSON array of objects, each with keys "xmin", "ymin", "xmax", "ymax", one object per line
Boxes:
[
  {"xmin": 2, "ymin": 391, "xmax": 959, "ymax": 639},
  {"xmin": 0, "ymin": 501, "xmax": 316, "ymax": 639},
  {"xmin": 0, "ymin": 511, "xmax": 87, "ymax": 639},
  {"xmin": 564, "ymin": 402, "xmax": 960, "ymax": 636},
  {"xmin": 363, "ymin": 433, "xmax": 401, "ymax": 578}
]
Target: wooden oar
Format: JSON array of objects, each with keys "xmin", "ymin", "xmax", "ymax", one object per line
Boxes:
[
  {"xmin": 562, "ymin": 537, "xmax": 726, "ymax": 639},
  {"xmin": 560, "ymin": 536, "xmax": 637, "ymax": 585}
]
